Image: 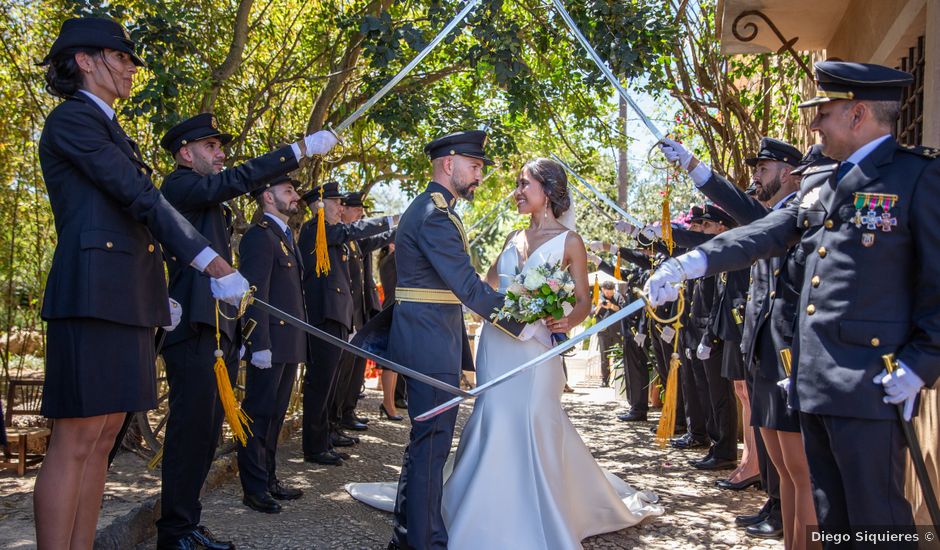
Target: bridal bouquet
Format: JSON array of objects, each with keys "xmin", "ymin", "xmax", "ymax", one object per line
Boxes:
[{"xmin": 493, "ymin": 261, "xmax": 576, "ymax": 343}]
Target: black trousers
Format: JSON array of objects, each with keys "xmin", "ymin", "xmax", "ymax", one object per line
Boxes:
[
  {"xmin": 690, "ymin": 342, "xmax": 738, "ymax": 461},
  {"xmin": 622, "ymin": 333, "xmax": 649, "ymax": 413},
  {"xmin": 652, "ymin": 331, "xmax": 684, "ymax": 426},
  {"xmin": 157, "ymin": 327, "xmax": 236, "ymax": 541},
  {"xmin": 680, "ymin": 353, "xmax": 708, "ymax": 440},
  {"xmin": 799, "ymin": 412, "xmax": 914, "ymax": 543},
  {"xmin": 237, "ymin": 362, "xmax": 298, "ymax": 495},
  {"xmin": 303, "ymin": 320, "xmax": 347, "ymax": 455},
  {"xmin": 334, "ymin": 351, "xmax": 366, "ymax": 424}
]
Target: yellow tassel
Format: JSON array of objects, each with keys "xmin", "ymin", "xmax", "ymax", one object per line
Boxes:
[
  {"xmin": 613, "ymin": 253, "xmax": 622, "ymax": 281},
  {"xmin": 214, "ymin": 301, "xmax": 252, "ymax": 446},
  {"xmin": 655, "ymin": 317, "xmax": 684, "ymax": 448},
  {"xmin": 661, "ymin": 184, "xmax": 674, "ymax": 255},
  {"xmin": 314, "ymin": 187, "xmax": 330, "ymax": 276},
  {"xmin": 147, "ymin": 446, "xmax": 163, "ymax": 470},
  {"xmin": 592, "ymin": 274, "xmax": 600, "ymax": 306}
]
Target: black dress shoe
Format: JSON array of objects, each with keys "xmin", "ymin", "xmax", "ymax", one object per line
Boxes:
[
  {"xmin": 617, "ymin": 410, "xmax": 647, "ymax": 422},
  {"xmin": 269, "ymin": 480, "xmax": 303, "ymax": 500},
  {"xmin": 331, "ymin": 432, "xmax": 357, "ymax": 447},
  {"xmin": 671, "ymin": 433, "xmax": 709, "ymax": 449},
  {"xmin": 716, "ymin": 474, "xmax": 761, "ymax": 491},
  {"xmin": 688, "ymin": 451, "xmax": 713, "ymax": 466},
  {"xmin": 242, "ymin": 492, "xmax": 282, "ymax": 514},
  {"xmin": 157, "ymin": 536, "xmax": 199, "ymax": 550},
  {"xmin": 693, "ymin": 457, "xmax": 737, "ymax": 470},
  {"xmin": 735, "ymin": 511, "xmax": 769, "ymax": 527},
  {"xmin": 746, "ymin": 518, "xmax": 784, "ymax": 539},
  {"xmin": 304, "ymin": 451, "xmax": 343, "ymax": 465},
  {"xmin": 356, "ymin": 416, "xmax": 370, "ymax": 424},
  {"xmin": 190, "ymin": 526, "xmax": 235, "ymax": 549},
  {"xmin": 330, "ymin": 449, "xmax": 351, "ymax": 460},
  {"xmin": 341, "ymin": 418, "xmax": 369, "ymax": 431}
]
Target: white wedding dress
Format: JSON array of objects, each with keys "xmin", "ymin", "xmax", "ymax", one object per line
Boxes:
[{"xmin": 347, "ymin": 231, "xmax": 663, "ymax": 549}]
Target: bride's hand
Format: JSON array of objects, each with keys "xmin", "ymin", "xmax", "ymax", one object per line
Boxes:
[{"xmin": 544, "ymin": 316, "xmax": 570, "ymax": 333}]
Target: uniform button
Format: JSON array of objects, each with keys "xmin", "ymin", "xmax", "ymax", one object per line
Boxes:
[
  {"xmin": 769, "ymin": 291, "xmax": 776, "ymax": 299},
  {"xmin": 139, "ymin": 167, "xmax": 146, "ymax": 174},
  {"xmin": 806, "ymin": 304, "xmax": 816, "ymax": 315},
  {"xmin": 870, "ymin": 337, "xmax": 880, "ymax": 347},
  {"xmin": 817, "ymin": 246, "xmax": 827, "ymax": 258},
  {"xmin": 811, "ymin": 275, "xmax": 820, "ymax": 287},
  {"xmin": 287, "ymin": 262, "xmax": 292, "ymax": 267},
  {"xmin": 825, "ymin": 219, "xmax": 834, "ymax": 229},
  {"xmin": 147, "ymin": 244, "xmax": 155, "ymax": 253},
  {"xmin": 279, "ymin": 156, "xmax": 286, "ymax": 162},
  {"xmin": 106, "ymin": 241, "xmax": 113, "ymax": 249},
  {"xmin": 773, "ymin": 268, "xmax": 780, "ymax": 276},
  {"xmin": 803, "ymin": 220, "xmax": 810, "ymax": 228},
  {"xmin": 279, "ymin": 320, "xmax": 285, "ymax": 326},
  {"xmin": 336, "ymin": 288, "xmax": 341, "ymax": 293}
]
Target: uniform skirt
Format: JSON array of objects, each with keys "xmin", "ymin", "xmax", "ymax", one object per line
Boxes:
[
  {"xmin": 720, "ymin": 342, "xmax": 747, "ymax": 380},
  {"xmin": 750, "ymin": 374, "xmax": 800, "ymax": 432},
  {"xmin": 41, "ymin": 318, "xmax": 157, "ymax": 418}
]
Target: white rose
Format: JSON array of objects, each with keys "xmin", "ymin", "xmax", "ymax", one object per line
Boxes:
[
  {"xmin": 508, "ymin": 282, "xmax": 526, "ymax": 296},
  {"xmin": 562, "ymin": 281, "xmax": 575, "ymax": 293},
  {"xmin": 523, "ymin": 271, "xmax": 546, "ymax": 291}
]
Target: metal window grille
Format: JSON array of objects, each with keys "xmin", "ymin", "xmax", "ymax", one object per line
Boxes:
[{"xmin": 896, "ymin": 35, "xmax": 924, "ymax": 146}]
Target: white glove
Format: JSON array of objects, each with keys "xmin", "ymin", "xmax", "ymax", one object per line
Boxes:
[
  {"xmin": 633, "ymin": 332, "xmax": 646, "ymax": 347},
  {"xmin": 614, "ymin": 221, "xmax": 639, "ymax": 237},
  {"xmin": 588, "ymin": 240, "xmax": 607, "ymax": 252},
  {"xmin": 162, "ymin": 298, "xmax": 182, "ymax": 331},
  {"xmin": 586, "ymin": 252, "xmax": 602, "ymax": 265},
  {"xmin": 873, "ymin": 364, "xmax": 925, "ymax": 421},
  {"xmin": 210, "ymin": 271, "xmax": 250, "ymax": 306},
  {"xmin": 239, "ymin": 345, "xmax": 246, "ymax": 360},
  {"xmin": 776, "ymin": 377, "xmax": 791, "ymax": 397},
  {"xmin": 684, "ymin": 348, "xmax": 692, "ymax": 360},
  {"xmin": 696, "ymin": 342, "xmax": 711, "ymax": 360},
  {"xmin": 660, "ymin": 325, "xmax": 676, "ymax": 344},
  {"xmin": 658, "ymin": 137, "xmax": 693, "ymax": 170},
  {"xmin": 302, "ymin": 129, "xmax": 339, "ymax": 157},
  {"xmin": 642, "ymin": 223, "xmax": 663, "ymax": 239},
  {"xmin": 251, "ymin": 349, "xmax": 273, "ymax": 369},
  {"xmin": 643, "ymin": 253, "xmax": 707, "ymax": 307}
]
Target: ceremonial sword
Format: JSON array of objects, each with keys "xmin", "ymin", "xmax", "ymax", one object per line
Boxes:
[
  {"xmin": 332, "ymin": 0, "xmax": 482, "ymax": 134},
  {"xmin": 415, "ymin": 296, "xmax": 648, "ymax": 421},
  {"xmin": 248, "ymin": 297, "xmax": 472, "ymax": 398},
  {"xmin": 547, "ymin": 0, "xmax": 665, "ymax": 142},
  {"xmin": 568, "ymin": 182, "xmax": 616, "ymax": 221}
]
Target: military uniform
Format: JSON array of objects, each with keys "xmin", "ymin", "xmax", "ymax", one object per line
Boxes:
[
  {"xmin": 236, "ymin": 200, "xmax": 306, "ymax": 506},
  {"xmin": 155, "ymin": 114, "xmax": 301, "ymax": 545},
  {"xmin": 390, "ymin": 131, "xmax": 522, "ymax": 550},
  {"xmin": 694, "ymin": 62, "xmax": 939, "ymax": 536},
  {"xmin": 297, "ymin": 183, "xmax": 393, "ymax": 460}
]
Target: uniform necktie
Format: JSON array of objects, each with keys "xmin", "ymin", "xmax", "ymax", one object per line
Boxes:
[
  {"xmin": 285, "ymin": 227, "xmax": 294, "ymax": 249},
  {"xmin": 835, "ymin": 161, "xmax": 854, "ymax": 182}
]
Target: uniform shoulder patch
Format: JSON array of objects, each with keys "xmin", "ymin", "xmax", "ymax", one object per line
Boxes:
[
  {"xmin": 899, "ymin": 144, "xmax": 940, "ymax": 159},
  {"xmin": 800, "ymin": 162, "xmax": 839, "ymax": 176},
  {"xmin": 430, "ymin": 192, "xmax": 449, "ymax": 210}
]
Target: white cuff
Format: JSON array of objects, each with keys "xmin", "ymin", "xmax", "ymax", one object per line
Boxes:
[
  {"xmin": 677, "ymin": 250, "xmax": 707, "ymax": 280},
  {"xmin": 689, "ymin": 163, "xmax": 712, "ymax": 188},
  {"xmin": 290, "ymin": 142, "xmax": 303, "ymax": 162},
  {"xmin": 190, "ymin": 247, "xmax": 220, "ymax": 272}
]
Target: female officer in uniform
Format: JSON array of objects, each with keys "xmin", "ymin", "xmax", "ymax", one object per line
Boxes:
[{"xmin": 34, "ymin": 17, "xmax": 246, "ymax": 548}]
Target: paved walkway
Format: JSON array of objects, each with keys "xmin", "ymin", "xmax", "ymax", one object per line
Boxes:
[{"xmin": 135, "ymin": 382, "xmax": 782, "ymax": 550}]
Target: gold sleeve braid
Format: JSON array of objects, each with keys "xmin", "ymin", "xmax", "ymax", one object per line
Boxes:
[{"xmin": 431, "ymin": 192, "xmax": 469, "ymax": 253}]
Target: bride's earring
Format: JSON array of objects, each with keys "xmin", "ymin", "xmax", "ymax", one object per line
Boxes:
[{"xmin": 543, "ymin": 200, "xmax": 549, "ymax": 221}]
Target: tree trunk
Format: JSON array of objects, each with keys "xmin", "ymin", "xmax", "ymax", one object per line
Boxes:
[{"xmin": 617, "ymin": 97, "xmax": 629, "ymax": 208}]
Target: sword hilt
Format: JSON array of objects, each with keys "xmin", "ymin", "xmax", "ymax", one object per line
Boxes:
[
  {"xmin": 882, "ymin": 353, "xmax": 898, "ymax": 374},
  {"xmin": 779, "ymin": 348, "xmax": 793, "ymax": 377}
]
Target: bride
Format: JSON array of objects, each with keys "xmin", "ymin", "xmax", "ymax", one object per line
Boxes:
[{"xmin": 349, "ymin": 158, "xmax": 662, "ymax": 549}]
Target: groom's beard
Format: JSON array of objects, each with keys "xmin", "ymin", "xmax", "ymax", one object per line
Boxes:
[{"xmin": 452, "ymin": 174, "xmax": 480, "ymax": 201}]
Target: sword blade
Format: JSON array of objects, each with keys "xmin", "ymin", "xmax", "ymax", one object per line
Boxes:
[
  {"xmin": 568, "ymin": 183, "xmax": 616, "ymax": 221},
  {"xmin": 334, "ymin": 0, "xmax": 482, "ymax": 134},
  {"xmin": 548, "ymin": 0, "xmax": 665, "ymax": 141},
  {"xmin": 249, "ymin": 297, "xmax": 472, "ymax": 398},
  {"xmin": 415, "ymin": 297, "xmax": 647, "ymax": 421}
]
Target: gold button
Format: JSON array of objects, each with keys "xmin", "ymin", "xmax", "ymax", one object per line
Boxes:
[
  {"xmin": 181, "ymin": 139, "xmax": 188, "ymax": 145},
  {"xmin": 336, "ymin": 288, "xmax": 341, "ymax": 293},
  {"xmin": 279, "ymin": 320, "xmax": 285, "ymax": 326},
  {"xmin": 106, "ymin": 241, "xmax": 113, "ymax": 249},
  {"xmin": 803, "ymin": 220, "xmax": 810, "ymax": 228},
  {"xmin": 871, "ymin": 337, "xmax": 880, "ymax": 347},
  {"xmin": 811, "ymin": 275, "xmax": 820, "ymax": 287},
  {"xmin": 818, "ymin": 246, "xmax": 827, "ymax": 258},
  {"xmin": 773, "ymin": 268, "xmax": 780, "ymax": 276},
  {"xmin": 825, "ymin": 219, "xmax": 834, "ymax": 229},
  {"xmin": 287, "ymin": 262, "xmax": 292, "ymax": 267},
  {"xmin": 806, "ymin": 304, "xmax": 816, "ymax": 315},
  {"xmin": 769, "ymin": 291, "xmax": 776, "ymax": 299},
  {"xmin": 140, "ymin": 167, "xmax": 146, "ymax": 174},
  {"xmin": 279, "ymin": 156, "xmax": 286, "ymax": 162},
  {"xmin": 148, "ymin": 244, "xmax": 155, "ymax": 253}
]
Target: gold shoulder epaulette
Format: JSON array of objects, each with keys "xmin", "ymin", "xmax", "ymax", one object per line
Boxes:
[
  {"xmin": 801, "ymin": 162, "xmax": 839, "ymax": 175},
  {"xmin": 899, "ymin": 144, "xmax": 940, "ymax": 159},
  {"xmin": 430, "ymin": 192, "xmax": 449, "ymax": 210},
  {"xmin": 430, "ymin": 192, "xmax": 469, "ymax": 252},
  {"xmin": 258, "ymin": 219, "xmax": 269, "ymax": 228}
]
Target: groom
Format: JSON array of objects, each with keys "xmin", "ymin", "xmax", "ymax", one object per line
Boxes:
[{"xmin": 388, "ymin": 130, "xmax": 525, "ymax": 550}]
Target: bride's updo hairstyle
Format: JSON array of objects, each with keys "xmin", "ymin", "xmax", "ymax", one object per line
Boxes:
[{"xmin": 522, "ymin": 158, "xmax": 571, "ymax": 219}]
